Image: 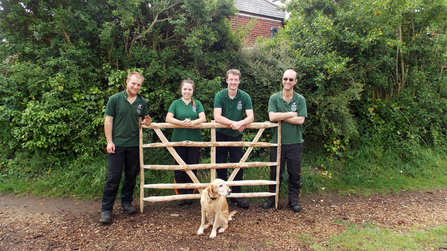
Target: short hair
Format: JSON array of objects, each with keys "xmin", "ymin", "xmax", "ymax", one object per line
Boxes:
[
  {"xmin": 127, "ymin": 71, "xmax": 144, "ymax": 82},
  {"xmin": 226, "ymin": 69, "xmax": 241, "ymax": 79}
]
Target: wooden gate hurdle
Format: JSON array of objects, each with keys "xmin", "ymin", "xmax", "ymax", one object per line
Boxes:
[{"xmin": 139, "ymin": 120, "xmax": 282, "ymax": 213}]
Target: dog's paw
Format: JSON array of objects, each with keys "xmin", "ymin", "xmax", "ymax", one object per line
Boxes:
[
  {"xmin": 209, "ymin": 233, "xmax": 216, "ymax": 238},
  {"xmin": 197, "ymin": 229, "xmax": 204, "ymax": 235},
  {"xmin": 218, "ymin": 228, "xmax": 225, "ymax": 233}
]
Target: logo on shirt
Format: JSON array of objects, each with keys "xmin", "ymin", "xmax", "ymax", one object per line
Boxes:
[
  {"xmin": 237, "ymin": 101, "xmax": 242, "ymax": 110},
  {"xmin": 137, "ymin": 104, "xmax": 142, "ymax": 115},
  {"xmin": 192, "ymin": 106, "xmax": 197, "ymax": 112},
  {"xmin": 291, "ymin": 102, "xmax": 297, "ymax": 112}
]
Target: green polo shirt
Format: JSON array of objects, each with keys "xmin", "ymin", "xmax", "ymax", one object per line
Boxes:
[
  {"xmin": 214, "ymin": 88, "xmax": 253, "ymax": 137},
  {"xmin": 168, "ymin": 98, "xmax": 204, "ymax": 142},
  {"xmin": 268, "ymin": 91, "xmax": 307, "ymax": 145},
  {"xmin": 105, "ymin": 91, "xmax": 148, "ymax": 147}
]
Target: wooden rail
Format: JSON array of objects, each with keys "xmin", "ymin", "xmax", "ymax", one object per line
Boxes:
[{"xmin": 139, "ymin": 120, "xmax": 282, "ymax": 212}]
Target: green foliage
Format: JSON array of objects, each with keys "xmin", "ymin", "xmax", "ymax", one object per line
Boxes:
[
  {"xmin": 0, "ymin": 148, "xmax": 107, "ymax": 199},
  {"xmin": 314, "ymin": 224, "xmax": 447, "ymax": 250},
  {"xmin": 0, "ymin": 0, "xmax": 240, "ymax": 197},
  {"xmin": 1, "ymin": 0, "xmax": 447, "ymax": 200},
  {"xmin": 305, "ymin": 143, "xmax": 447, "ymax": 195},
  {"xmin": 236, "ymin": 10, "xmax": 365, "ymax": 157},
  {"xmin": 236, "ymin": 0, "xmax": 447, "ymax": 158},
  {"xmin": 238, "ymin": 39, "xmax": 295, "ymax": 123},
  {"xmin": 0, "ymin": 0, "xmax": 238, "ymax": 156}
]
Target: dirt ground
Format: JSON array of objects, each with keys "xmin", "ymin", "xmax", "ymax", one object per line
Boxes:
[{"xmin": 1, "ymin": 189, "xmax": 446, "ymax": 250}]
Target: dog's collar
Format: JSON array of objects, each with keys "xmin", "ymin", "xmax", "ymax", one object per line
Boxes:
[{"xmin": 208, "ymin": 191, "xmax": 217, "ymax": 201}]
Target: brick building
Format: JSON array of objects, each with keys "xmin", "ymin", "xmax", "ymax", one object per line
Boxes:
[{"xmin": 231, "ymin": 0, "xmax": 286, "ymax": 46}]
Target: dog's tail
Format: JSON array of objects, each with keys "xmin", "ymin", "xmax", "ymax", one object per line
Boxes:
[{"xmin": 228, "ymin": 211, "xmax": 237, "ymax": 221}]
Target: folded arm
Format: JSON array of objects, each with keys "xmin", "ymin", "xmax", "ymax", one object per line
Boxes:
[
  {"xmin": 214, "ymin": 108, "xmax": 254, "ymax": 132},
  {"xmin": 269, "ymin": 111, "xmax": 305, "ymax": 125}
]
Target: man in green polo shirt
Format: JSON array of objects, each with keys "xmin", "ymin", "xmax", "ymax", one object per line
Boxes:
[
  {"xmin": 214, "ymin": 69, "xmax": 254, "ymax": 209},
  {"xmin": 262, "ymin": 69, "xmax": 307, "ymax": 212},
  {"xmin": 100, "ymin": 71, "xmax": 152, "ymax": 224}
]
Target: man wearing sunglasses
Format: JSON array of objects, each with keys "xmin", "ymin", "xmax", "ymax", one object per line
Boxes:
[{"xmin": 262, "ymin": 69, "xmax": 307, "ymax": 212}]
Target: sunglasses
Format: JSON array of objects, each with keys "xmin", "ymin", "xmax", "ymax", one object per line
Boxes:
[{"xmin": 283, "ymin": 77, "xmax": 295, "ymax": 82}]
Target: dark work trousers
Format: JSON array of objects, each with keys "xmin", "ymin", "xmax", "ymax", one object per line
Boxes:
[
  {"xmin": 268, "ymin": 143, "xmax": 303, "ymax": 203},
  {"xmin": 216, "ymin": 132, "xmax": 244, "ymax": 193},
  {"xmin": 101, "ymin": 146, "xmax": 140, "ymax": 212},
  {"xmin": 174, "ymin": 146, "xmax": 200, "ymax": 194}
]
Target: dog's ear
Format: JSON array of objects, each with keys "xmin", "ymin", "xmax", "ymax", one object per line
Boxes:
[{"xmin": 207, "ymin": 182, "xmax": 213, "ymax": 194}]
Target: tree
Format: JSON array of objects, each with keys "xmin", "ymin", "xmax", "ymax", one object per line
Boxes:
[
  {"xmin": 0, "ymin": 0, "xmax": 239, "ymax": 163},
  {"xmin": 236, "ymin": 0, "xmax": 447, "ymax": 156}
]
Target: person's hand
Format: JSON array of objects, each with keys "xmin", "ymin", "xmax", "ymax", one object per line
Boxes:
[
  {"xmin": 237, "ymin": 125, "xmax": 246, "ymax": 132},
  {"xmin": 142, "ymin": 115, "xmax": 152, "ymax": 126},
  {"xmin": 107, "ymin": 142, "xmax": 115, "ymax": 154},
  {"xmin": 230, "ymin": 121, "xmax": 244, "ymax": 131},
  {"xmin": 289, "ymin": 111, "xmax": 298, "ymax": 117},
  {"xmin": 183, "ymin": 118, "xmax": 192, "ymax": 127}
]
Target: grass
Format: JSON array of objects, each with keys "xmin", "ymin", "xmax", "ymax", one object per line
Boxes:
[
  {"xmin": 311, "ymin": 224, "xmax": 447, "ymax": 250},
  {"xmin": 303, "ymin": 144, "xmax": 447, "ymax": 196},
  {"xmin": 0, "ymin": 152, "xmax": 108, "ymax": 200},
  {"xmin": 1, "ymin": 142, "xmax": 447, "ymax": 200},
  {"xmin": 1, "ymin": 142, "xmax": 446, "ymax": 250}
]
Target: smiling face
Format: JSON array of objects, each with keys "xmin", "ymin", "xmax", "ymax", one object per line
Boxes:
[
  {"xmin": 181, "ymin": 82, "xmax": 194, "ymax": 100},
  {"xmin": 126, "ymin": 74, "xmax": 143, "ymax": 97},
  {"xmin": 226, "ymin": 73, "xmax": 240, "ymax": 92},
  {"xmin": 282, "ymin": 70, "xmax": 297, "ymax": 91}
]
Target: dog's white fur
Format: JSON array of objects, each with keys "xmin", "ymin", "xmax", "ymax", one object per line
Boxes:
[{"xmin": 197, "ymin": 179, "xmax": 237, "ymax": 238}]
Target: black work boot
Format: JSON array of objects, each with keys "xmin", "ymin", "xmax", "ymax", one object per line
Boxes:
[
  {"xmin": 121, "ymin": 204, "xmax": 137, "ymax": 214},
  {"xmin": 262, "ymin": 199, "xmax": 275, "ymax": 209},
  {"xmin": 230, "ymin": 198, "xmax": 249, "ymax": 208},
  {"xmin": 100, "ymin": 211, "xmax": 112, "ymax": 224},
  {"xmin": 288, "ymin": 201, "xmax": 301, "ymax": 212}
]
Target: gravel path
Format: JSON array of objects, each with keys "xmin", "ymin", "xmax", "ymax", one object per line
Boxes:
[{"xmin": 1, "ymin": 189, "xmax": 446, "ymax": 250}]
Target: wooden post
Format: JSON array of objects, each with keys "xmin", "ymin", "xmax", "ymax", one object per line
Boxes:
[
  {"xmin": 275, "ymin": 121, "xmax": 281, "ymax": 209},
  {"xmin": 139, "ymin": 118, "xmax": 144, "ymax": 213},
  {"xmin": 211, "ymin": 120, "xmax": 216, "ymax": 181}
]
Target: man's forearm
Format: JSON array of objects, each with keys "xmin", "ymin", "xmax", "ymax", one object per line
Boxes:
[
  {"xmin": 283, "ymin": 116, "xmax": 306, "ymax": 125},
  {"xmin": 269, "ymin": 112, "xmax": 296, "ymax": 122},
  {"xmin": 104, "ymin": 120, "xmax": 113, "ymax": 144},
  {"xmin": 240, "ymin": 110, "xmax": 254, "ymax": 125},
  {"xmin": 240, "ymin": 116, "xmax": 254, "ymax": 126},
  {"xmin": 214, "ymin": 114, "xmax": 234, "ymax": 126}
]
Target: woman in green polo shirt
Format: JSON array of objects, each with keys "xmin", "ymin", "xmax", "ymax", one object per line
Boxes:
[{"xmin": 166, "ymin": 78, "xmax": 206, "ymax": 205}]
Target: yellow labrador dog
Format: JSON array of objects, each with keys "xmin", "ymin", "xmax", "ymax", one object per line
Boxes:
[{"xmin": 197, "ymin": 179, "xmax": 237, "ymax": 238}]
